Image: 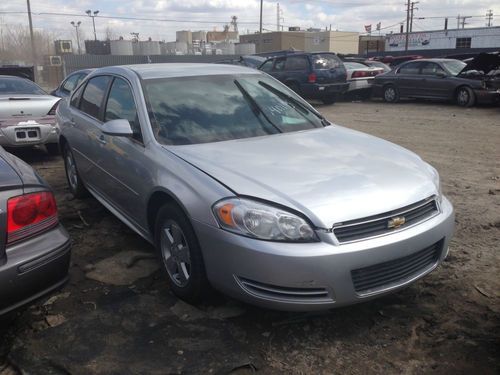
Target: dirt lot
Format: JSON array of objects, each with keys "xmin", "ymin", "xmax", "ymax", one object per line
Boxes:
[{"xmin": 1, "ymin": 101, "xmax": 499, "ymax": 374}]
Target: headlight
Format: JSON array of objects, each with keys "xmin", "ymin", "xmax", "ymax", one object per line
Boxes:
[{"xmin": 213, "ymin": 198, "xmax": 318, "ymax": 242}]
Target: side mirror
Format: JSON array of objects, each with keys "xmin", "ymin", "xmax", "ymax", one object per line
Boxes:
[
  {"xmin": 101, "ymin": 119, "xmax": 133, "ymax": 137},
  {"xmin": 436, "ymin": 71, "xmax": 447, "ymax": 78}
]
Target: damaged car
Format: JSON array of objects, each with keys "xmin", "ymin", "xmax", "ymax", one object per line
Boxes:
[
  {"xmin": 0, "ymin": 75, "xmax": 61, "ymax": 154},
  {"xmin": 57, "ymin": 64, "xmax": 454, "ymax": 311},
  {"xmin": 373, "ymin": 57, "xmax": 500, "ymax": 107}
]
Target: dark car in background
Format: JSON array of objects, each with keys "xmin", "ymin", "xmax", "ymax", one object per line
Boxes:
[
  {"xmin": 51, "ymin": 69, "xmax": 93, "ymax": 98},
  {"xmin": 258, "ymin": 52, "xmax": 348, "ymax": 104},
  {"xmin": 372, "ymin": 58, "xmax": 500, "ymax": 107},
  {"xmin": 0, "ymin": 146, "xmax": 71, "ymax": 315}
]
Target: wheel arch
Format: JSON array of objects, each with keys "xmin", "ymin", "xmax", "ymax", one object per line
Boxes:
[{"xmin": 147, "ymin": 189, "xmax": 191, "ymax": 238}]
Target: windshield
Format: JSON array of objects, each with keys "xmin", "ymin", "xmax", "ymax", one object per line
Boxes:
[
  {"xmin": 312, "ymin": 54, "xmax": 342, "ymax": 69},
  {"xmin": 143, "ymin": 74, "xmax": 325, "ymax": 145},
  {"xmin": 442, "ymin": 60, "xmax": 466, "ymax": 76},
  {"xmin": 0, "ymin": 77, "xmax": 46, "ymax": 95}
]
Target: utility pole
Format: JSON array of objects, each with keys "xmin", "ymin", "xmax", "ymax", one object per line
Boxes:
[
  {"xmin": 405, "ymin": 0, "xmax": 410, "ymax": 51},
  {"xmin": 26, "ymin": 0, "xmax": 36, "ymax": 65},
  {"xmin": 486, "ymin": 9, "xmax": 493, "ymax": 27},
  {"xmin": 71, "ymin": 21, "xmax": 82, "ymax": 54},
  {"xmin": 461, "ymin": 16, "xmax": 471, "ymax": 28},
  {"xmin": 86, "ymin": 9, "xmax": 99, "ymax": 41},
  {"xmin": 259, "ymin": 0, "xmax": 263, "ymax": 53},
  {"xmin": 410, "ymin": 1, "xmax": 419, "ymax": 32}
]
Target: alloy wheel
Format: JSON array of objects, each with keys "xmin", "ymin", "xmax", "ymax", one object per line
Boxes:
[
  {"xmin": 384, "ymin": 87, "xmax": 396, "ymax": 102},
  {"xmin": 160, "ymin": 220, "xmax": 191, "ymax": 287},
  {"xmin": 457, "ymin": 89, "xmax": 469, "ymax": 106},
  {"xmin": 65, "ymin": 154, "xmax": 78, "ymax": 191}
]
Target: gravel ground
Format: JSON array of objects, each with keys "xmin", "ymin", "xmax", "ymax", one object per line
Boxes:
[{"xmin": 1, "ymin": 100, "xmax": 499, "ymax": 374}]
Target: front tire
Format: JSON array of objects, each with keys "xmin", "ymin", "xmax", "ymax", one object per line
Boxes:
[
  {"xmin": 154, "ymin": 203, "xmax": 209, "ymax": 304},
  {"xmin": 63, "ymin": 143, "xmax": 87, "ymax": 198},
  {"xmin": 456, "ymin": 86, "xmax": 475, "ymax": 107},
  {"xmin": 321, "ymin": 96, "xmax": 336, "ymax": 105},
  {"xmin": 383, "ymin": 84, "xmax": 399, "ymax": 103}
]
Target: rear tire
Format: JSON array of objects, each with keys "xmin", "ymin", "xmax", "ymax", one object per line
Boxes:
[
  {"xmin": 456, "ymin": 86, "xmax": 475, "ymax": 107},
  {"xmin": 154, "ymin": 203, "xmax": 209, "ymax": 304},
  {"xmin": 63, "ymin": 143, "xmax": 87, "ymax": 198},
  {"xmin": 321, "ymin": 96, "xmax": 336, "ymax": 105},
  {"xmin": 45, "ymin": 143, "xmax": 59, "ymax": 156},
  {"xmin": 383, "ymin": 84, "xmax": 399, "ymax": 103}
]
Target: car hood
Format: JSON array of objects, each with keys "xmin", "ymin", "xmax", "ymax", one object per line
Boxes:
[
  {"xmin": 458, "ymin": 52, "xmax": 500, "ymax": 75},
  {"xmin": 0, "ymin": 95, "xmax": 59, "ymax": 118},
  {"xmin": 168, "ymin": 126, "xmax": 439, "ymax": 228}
]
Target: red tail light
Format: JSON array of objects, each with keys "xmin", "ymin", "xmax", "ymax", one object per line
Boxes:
[
  {"xmin": 351, "ymin": 71, "xmax": 368, "ymax": 78},
  {"xmin": 6, "ymin": 191, "xmax": 58, "ymax": 244},
  {"xmin": 308, "ymin": 72, "xmax": 317, "ymax": 83},
  {"xmin": 47, "ymin": 100, "xmax": 60, "ymax": 116}
]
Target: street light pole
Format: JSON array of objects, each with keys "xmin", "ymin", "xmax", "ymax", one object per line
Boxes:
[
  {"xmin": 71, "ymin": 21, "xmax": 82, "ymax": 54},
  {"xmin": 85, "ymin": 9, "xmax": 99, "ymax": 41}
]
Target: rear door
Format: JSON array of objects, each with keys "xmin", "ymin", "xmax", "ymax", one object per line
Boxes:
[
  {"xmin": 394, "ymin": 61, "xmax": 423, "ymax": 97},
  {"xmin": 68, "ymin": 75, "xmax": 112, "ymax": 192},
  {"xmin": 311, "ymin": 53, "xmax": 347, "ymax": 84},
  {"xmin": 283, "ymin": 55, "xmax": 310, "ymax": 86}
]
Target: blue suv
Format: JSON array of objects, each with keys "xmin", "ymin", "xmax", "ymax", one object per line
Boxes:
[{"xmin": 258, "ymin": 52, "xmax": 348, "ymax": 104}]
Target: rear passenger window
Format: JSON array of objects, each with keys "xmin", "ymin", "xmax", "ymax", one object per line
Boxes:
[
  {"xmin": 285, "ymin": 56, "xmax": 309, "ymax": 71},
  {"xmin": 62, "ymin": 74, "xmax": 81, "ymax": 93},
  {"xmin": 398, "ymin": 62, "xmax": 421, "ymax": 75},
  {"xmin": 274, "ymin": 58, "xmax": 286, "ymax": 71},
  {"xmin": 70, "ymin": 83, "xmax": 85, "ymax": 108},
  {"xmin": 104, "ymin": 78, "xmax": 142, "ymax": 142},
  {"xmin": 79, "ymin": 76, "xmax": 111, "ymax": 119}
]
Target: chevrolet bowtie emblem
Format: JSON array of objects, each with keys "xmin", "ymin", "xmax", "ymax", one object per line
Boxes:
[{"xmin": 388, "ymin": 216, "xmax": 406, "ymax": 229}]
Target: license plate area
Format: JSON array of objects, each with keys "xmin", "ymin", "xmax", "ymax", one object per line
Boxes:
[{"xmin": 15, "ymin": 127, "xmax": 40, "ymax": 142}]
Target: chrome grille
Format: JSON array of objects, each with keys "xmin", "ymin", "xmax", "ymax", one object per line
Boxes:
[
  {"xmin": 333, "ymin": 197, "xmax": 438, "ymax": 243},
  {"xmin": 351, "ymin": 240, "xmax": 443, "ymax": 295},
  {"xmin": 236, "ymin": 277, "xmax": 332, "ymax": 303}
]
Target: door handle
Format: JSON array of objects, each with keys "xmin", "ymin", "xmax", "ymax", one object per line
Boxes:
[{"xmin": 98, "ymin": 134, "xmax": 107, "ymax": 145}]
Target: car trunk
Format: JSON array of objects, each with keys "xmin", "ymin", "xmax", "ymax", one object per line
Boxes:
[
  {"xmin": 0, "ymin": 95, "xmax": 58, "ymax": 118},
  {"xmin": 458, "ymin": 52, "xmax": 500, "ymax": 90}
]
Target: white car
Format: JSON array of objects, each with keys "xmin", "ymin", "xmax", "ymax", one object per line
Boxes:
[
  {"xmin": 0, "ymin": 75, "xmax": 60, "ymax": 154},
  {"xmin": 344, "ymin": 62, "xmax": 384, "ymax": 97}
]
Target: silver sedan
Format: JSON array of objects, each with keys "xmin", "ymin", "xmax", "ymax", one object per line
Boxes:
[
  {"xmin": 56, "ymin": 64, "xmax": 454, "ymax": 311},
  {"xmin": 0, "ymin": 75, "xmax": 60, "ymax": 154}
]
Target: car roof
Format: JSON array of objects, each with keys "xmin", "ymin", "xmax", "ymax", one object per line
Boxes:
[
  {"xmin": 91, "ymin": 63, "xmax": 259, "ymax": 80},
  {"xmin": 402, "ymin": 58, "xmax": 460, "ymax": 64}
]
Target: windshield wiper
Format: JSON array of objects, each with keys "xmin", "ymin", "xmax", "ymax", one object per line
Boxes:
[
  {"xmin": 258, "ymin": 81, "xmax": 330, "ymax": 127},
  {"xmin": 234, "ymin": 79, "xmax": 283, "ymax": 133}
]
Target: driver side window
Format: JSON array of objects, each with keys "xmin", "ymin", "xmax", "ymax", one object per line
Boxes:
[
  {"xmin": 421, "ymin": 62, "xmax": 446, "ymax": 76},
  {"xmin": 104, "ymin": 77, "xmax": 142, "ymax": 143}
]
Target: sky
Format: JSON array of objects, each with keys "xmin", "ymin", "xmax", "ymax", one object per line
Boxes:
[{"xmin": 1, "ymin": 0, "xmax": 500, "ymax": 43}]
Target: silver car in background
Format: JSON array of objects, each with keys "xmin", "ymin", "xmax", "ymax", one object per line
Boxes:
[
  {"xmin": 56, "ymin": 64, "xmax": 454, "ymax": 311},
  {"xmin": 0, "ymin": 75, "xmax": 60, "ymax": 155}
]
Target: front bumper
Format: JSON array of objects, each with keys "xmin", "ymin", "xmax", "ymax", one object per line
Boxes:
[
  {"xmin": 473, "ymin": 88, "xmax": 500, "ymax": 104},
  {"xmin": 0, "ymin": 116, "xmax": 59, "ymax": 147},
  {"xmin": 0, "ymin": 225, "xmax": 71, "ymax": 315},
  {"xmin": 194, "ymin": 196, "xmax": 454, "ymax": 311},
  {"xmin": 301, "ymin": 82, "xmax": 349, "ymax": 98}
]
